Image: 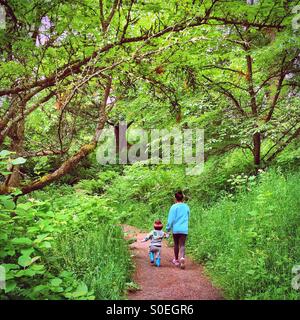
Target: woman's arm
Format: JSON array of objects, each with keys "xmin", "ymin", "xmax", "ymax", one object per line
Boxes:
[{"xmin": 166, "ymin": 207, "xmax": 174, "ymax": 232}]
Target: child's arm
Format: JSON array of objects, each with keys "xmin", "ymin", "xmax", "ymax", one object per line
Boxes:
[
  {"xmin": 141, "ymin": 231, "xmax": 153, "ymax": 242},
  {"xmin": 164, "ymin": 232, "xmax": 170, "ymax": 239}
]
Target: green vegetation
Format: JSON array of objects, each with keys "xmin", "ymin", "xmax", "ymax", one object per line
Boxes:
[
  {"xmin": 0, "ymin": 182, "xmax": 133, "ymax": 300},
  {"xmin": 189, "ymin": 169, "xmax": 300, "ymax": 300},
  {"xmin": 1, "ymin": 146, "xmax": 300, "ymax": 300},
  {"xmin": 52, "ymin": 224, "xmax": 132, "ymax": 299},
  {"xmin": 1, "ymin": 0, "xmax": 300, "ymax": 300},
  {"xmin": 100, "ymin": 152, "xmax": 300, "ymax": 300}
]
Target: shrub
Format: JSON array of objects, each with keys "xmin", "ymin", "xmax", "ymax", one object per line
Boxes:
[
  {"xmin": 188, "ymin": 169, "xmax": 300, "ymax": 300},
  {"xmin": 74, "ymin": 170, "xmax": 119, "ymax": 195},
  {"xmin": 0, "ymin": 188, "xmax": 132, "ymax": 300}
]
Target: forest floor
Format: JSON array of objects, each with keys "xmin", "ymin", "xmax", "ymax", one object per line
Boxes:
[{"xmin": 122, "ymin": 225, "xmax": 223, "ymax": 300}]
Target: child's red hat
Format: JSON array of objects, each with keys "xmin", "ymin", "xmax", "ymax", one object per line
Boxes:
[{"xmin": 154, "ymin": 220, "xmax": 163, "ymax": 230}]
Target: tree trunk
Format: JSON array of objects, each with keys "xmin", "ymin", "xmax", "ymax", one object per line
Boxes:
[
  {"xmin": 253, "ymin": 132, "xmax": 261, "ymax": 167},
  {"xmin": 20, "ymin": 142, "xmax": 97, "ymax": 195},
  {"xmin": 0, "ymin": 141, "xmax": 98, "ymax": 196},
  {"xmin": 113, "ymin": 121, "xmax": 132, "ymax": 154},
  {"xmin": 5, "ymin": 109, "xmax": 25, "ymax": 187}
]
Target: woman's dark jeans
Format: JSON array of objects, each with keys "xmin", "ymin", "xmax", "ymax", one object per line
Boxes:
[{"xmin": 173, "ymin": 233, "xmax": 187, "ymax": 260}]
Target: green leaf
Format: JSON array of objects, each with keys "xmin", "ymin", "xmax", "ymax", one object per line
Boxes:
[
  {"xmin": 21, "ymin": 248, "xmax": 34, "ymax": 256},
  {"xmin": 0, "ymin": 150, "xmax": 12, "ymax": 158},
  {"xmin": 60, "ymin": 270, "xmax": 73, "ymax": 278},
  {"xmin": 40, "ymin": 241, "xmax": 52, "ymax": 249},
  {"xmin": 51, "ymin": 286, "xmax": 64, "ymax": 293},
  {"xmin": 2, "ymin": 264, "xmax": 19, "ymax": 272},
  {"xmin": 31, "ymin": 264, "xmax": 45, "ymax": 272},
  {"xmin": 51, "ymin": 278, "xmax": 63, "ymax": 286},
  {"xmin": 11, "ymin": 189, "xmax": 22, "ymax": 196},
  {"xmin": 12, "ymin": 237, "xmax": 32, "ymax": 246},
  {"xmin": 34, "ymin": 233, "xmax": 49, "ymax": 243},
  {"xmin": 5, "ymin": 280, "xmax": 17, "ymax": 293},
  {"xmin": 0, "ymin": 233, "xmax": 8, "ymax": 241},
  {"xmin": 15, "ymin": 269, "xmax": 36, "ymax": 277},
  {"xmin": 18, "ymin": 255, "xmax": 32, "ymax": 267},
  {"xmin": 16, "ymin": 202, "xmax": 32, "ymax": 211},
  {"xmin": 1, "ymin": 198, "xmax": 15, "ymax": 210},
  {"xmin": 73, "ymin": 282, "xmax": 88, "ymax": 297},
  {"xmin": 33, "ymin": 285, "xmax": 48, "ymax": 293},
  {"xmin": 11, "ymin": 157, "xmax": 26, "ymax": 165},
  {"xmin": 1, "ymin": 171, "xmax": 13, "ymax": 176},
  {"xmin": 31, "ymin": 256, "xmax": 40, "ymax": 264}
]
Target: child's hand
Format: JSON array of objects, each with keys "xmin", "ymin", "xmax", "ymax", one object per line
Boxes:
[{"xmin": 141, "ymin": 239, "xmax": 146, "ymax": 243}]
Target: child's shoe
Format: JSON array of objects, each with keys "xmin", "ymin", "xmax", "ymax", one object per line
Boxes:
[
  {"xmin": 172, "ymin": 258, "xmax": 180, "ymax": 266},
  {"xmin": 149, "ymin": 252, "xmax": 154, "ymax": 263},
  {"xmin": 180, "ymin": 257, "xmax": 185, "ymax": 269},
  {"xmin": 155, "ymin": 257, "xmax": 161, "ymax": 267}
]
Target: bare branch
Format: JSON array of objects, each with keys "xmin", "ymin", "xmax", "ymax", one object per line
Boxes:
[
  {"xmin": 265, "ymin": 126, "xmax": 300, "ymax": 163},
  {"xmin": 20, "ymin": 149, "xmax": 67, "ymax": 158}
]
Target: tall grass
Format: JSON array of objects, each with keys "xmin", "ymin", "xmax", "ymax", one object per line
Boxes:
[
  {"xmin": 188, "ymin": 169, "xmax": 300, "ymax": 299},
  {"xmin": 51, "ymin": 224, "xmax": 133, "ymax": 299}
]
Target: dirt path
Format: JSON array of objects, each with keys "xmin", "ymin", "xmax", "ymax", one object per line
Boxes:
[{"xmin": 123, "ymin": 225, "xmax": 223, "ymax": 300}]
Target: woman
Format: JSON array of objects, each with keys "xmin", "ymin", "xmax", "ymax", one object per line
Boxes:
[{"xmin": 166, "ymin": 191, "xmax": 190, "ymax": 269}]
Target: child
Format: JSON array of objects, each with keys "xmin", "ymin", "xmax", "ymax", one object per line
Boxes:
[{"xmin": 141, "ymin": 220, "xmax": 168, "ymax": 267}]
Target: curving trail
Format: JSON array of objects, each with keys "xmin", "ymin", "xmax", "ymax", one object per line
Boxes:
[{"xmin": 123, "ymin": 225, "xmax": 223, "ymax": 300}]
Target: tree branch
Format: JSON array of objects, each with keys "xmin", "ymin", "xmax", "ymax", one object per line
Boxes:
[
  {"xmin": 265, "ymin": 126, "xmax": 300, "ymax": 163},
  {"xmin": 203, "ymin": 75, "xmax": 246, "ymax": 116}
]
